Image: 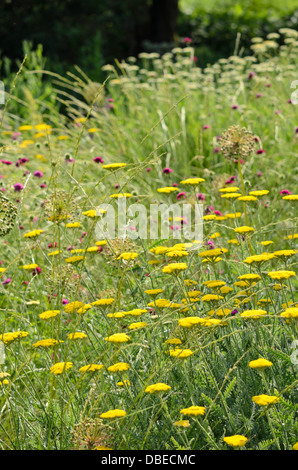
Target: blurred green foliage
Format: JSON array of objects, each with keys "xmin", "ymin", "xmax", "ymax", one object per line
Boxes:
[
  {"xmin": 0, "ymin": 0, "xmax": 297, "ymax": 84},
  {"xmin": 178, "ymin": 0, "xmax": 298, "ymax": 65}
]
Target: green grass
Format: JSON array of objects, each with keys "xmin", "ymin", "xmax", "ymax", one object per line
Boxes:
[{"xmin": 0, "ymin": 28, "xmax": 297, "ymax": 450}]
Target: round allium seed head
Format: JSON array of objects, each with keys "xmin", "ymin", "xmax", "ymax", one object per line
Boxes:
[{"xmin": 218, "ymin": 125, "xmax": 255, "ymax": 162}]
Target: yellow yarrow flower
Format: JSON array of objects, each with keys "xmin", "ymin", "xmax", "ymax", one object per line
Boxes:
[
  {"xmin": 126, "ymin": 308, "xmax": 147, "ymax": 317},
  {"xmin": 244, "ymin": 253, "xmax": 275, "ymax": 265},
  {"xmin": 219, "ymin": 186, "xmax": 240, "ymax": 193},
  {"xmin": 117, "ymin": 380, "xmax": 130, "ymax": 387},
  {"xmin": 237, "ymin": 195, "xmax": 257, "ymax": 202},
  {"xmin": 178, "ymin": 317, "xmax": 205, "ymax": 328},
  {"xmin": 273, "ymin": 250, "xmax": 296, "ymax": 259},
  {"xmin": 235, "ymin": 226, "xmax": 255, "ymax": 234},
  {"xmin": 180, "ymin": 405, "xmax": 205, "ymax": 416},
  {"xmin": 65, "ymin": 255, "xmax": 84, "ymax": 264},
  {"xmin": 66, "ymin": 222, "xmax": 81, "ymax": 228},
  {"xmin": 249, "ymin": 358, "xmax": 273, "ymax": 370},
  {"xmin": 260, "ymin": 240, "xmax": 274, "ymax": 246},
  {"xmin": 267, "ymin": 270, "xmax": 295, "ymax": 280},
  {"xmin": 79, "ymin": 364, "xmax": 103, "ymax": 373},
  {"xmin": 157, "ymin": 187, "xmax": 179, "ymax": 193},
  {"xmin": 33, "ymin": 338, "xmax": 60, "ymax": 348},
  {"xmin": 128, "ymin": 322, "xmax": 147, "ymax": 330},
  {"xmin": 223, "ymin": 435, "xmax": 248, "ymax": 448},
  {"xmin": 203, "ymin": 280, "xmax": 226, "ymax": 289},
  {"xmin": 0, "ymin": 331, "xmax": 29, "ymax": 344},
  {"xmin": 107, "ymin": 362, "xmax": 130, "ymax": 373},
  {"xmin": 164, "ymin": 338, "xmax": 182, "ymax": 345},
  {"xmin": 110, "ymin": 193, "xmax": 132, "ymax": 198},
  {"xmin": 201, "ymin": 294, "xmax": 224, "ymax": 302},
  {"xmin": 162, "ymin": 263, "xmax": 187, "ymax": 274},
  {"xmin": 100, "ymin": 409, "xmax": 126, "ymax": 419},
  {"xmin": 117, "ymin": 252, "xmax": 138, "ymax": 261},
  {"xmin": 145, "ymin": 383, "xmax": 171, "ymax": 394},
  {"xmin": 280, "ymin": 307, "xmax": 298, "ymax": 319},
  {"xmin": 282, "ymin": 195, "xmax": 298, "ymax": 201},
  {"xmin": 173, "ymin": 420, "xmax": 190, "ymax": 428},
  {"xmin": 180, "ymin": 177, "xmax": 205, "ymax": 185},
  {"xmin": 91, "ymin": 298, "xmax": 115, "ymax": 306},
  {"xmin": 67, "ymin": 332, "xmax": 88, "ymax": 340},
  {"xmin": 50, "ymin": 362, "xmax": 73, "ymax": 375},
  {"xmin": 240, "ymin": 309, "xmax": 267, "ymax": 319},
  {"xmin": 144, "ymin": 288, "xmax": 164, "ymax": 296},
  {"xmin": 238, "ymin": 273, "xmax": 261, "ymax": 282},
  {"xmin": 102, "ymin": 163, "xmax": 127, "ymax": 170},
  {"xmin": 221, "ymin": 192, "xmax": 242, "ymax": 199},
  {"xmin": 198, "ymin": 248, "xmax": 228, "ymax": 260},
  {"xmin": 252, "ymin": 394, "xmax": 280, "ymax": 406},
  {"xmin": 64, "ymin": 301, "xmax": 83, "ymax": 313},
  {"xmin": 82, "ymin": 209, "xmax": 106, "ymax": 218},
  {"xmin": 105, "ymin": 333, "xmax": 130, "ymax": 343},
  {"xmin": 39, "ymin": 310, "xmax": 60, "ymax": 320},
  {"xmin": 22, "ymin": 263, "xmax": 38, "ymax": 270},
  {"xmin": 169, "ymin": 348, "xmax": 193, "ymax": 359},
  {"xmin": 249, "ymin": 190, "xmax": 269, "ymax": 197},
  {"xmin": 23, "ymin": 229, "xmax": 44, "ymax": 239}
]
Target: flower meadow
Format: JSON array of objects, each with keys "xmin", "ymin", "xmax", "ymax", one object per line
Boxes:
[{"xmin": 0, "ymin": 30, "xmax": 297, "ymax": 451}]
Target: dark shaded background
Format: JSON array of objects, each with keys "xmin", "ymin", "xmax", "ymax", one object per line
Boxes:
[{"xmin": 0, "ymin": 0, "xmax": 297, "ymax": 81}]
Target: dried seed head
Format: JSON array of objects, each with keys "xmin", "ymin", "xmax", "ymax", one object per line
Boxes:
[
  {"xmin": 0, "ymin": 193, "xmax": 17, "ymax": 237},
  {"xmin": 218, "ymin": 125, "xmax": 255, "ymax": 162}
]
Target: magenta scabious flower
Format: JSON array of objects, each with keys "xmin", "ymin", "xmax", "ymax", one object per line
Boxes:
[
  {"xmin": 280, "ymin": 189, "xmax": 291, "ymax": 195},
  {"xmin": 32, "ymin": 266, "xmax": 42, "ymax": 276},
  {"xmin": 13, "ymin": 183, "xmax": 24, "ymax": 192},
  {"xmin": 213, "ymin": 210, "xmax": 222, "ymax": 216},
  {"xmin": 93, "ymin": 156, "xmax": 104, "ymax": 163},
  {"xmin": 2, "ymin": 278, "xmax": 11, "ymax": 285},
  {"xmin": 204, "ymin": 205, "xmax": 214, "ymax": 215},
  {"xmin": 34, "ymin": 171, "xmax": 44, "ymax": 178},
  {"xmin": 163, "ymin": 167, "xmax": 173, "ymax": 174},
  {"xmin": 197, "ymin": 193, "xmax": 205, "ymax": 201},
  {"xmin": 12, "ymin": 132, "xmax": 21, "ymax": 140},
  {"xmin": 176, "ymin": 192, "xmax": 186, "ymax": 200},
  {"xmin": 0, "ymin": 160, "xmax": 12, "ymax": 165},
  {"xmin": 172, "ymin": 183, "xmax": 179, "ymax": 187},
  {"xmin": 202, "ymin": 125, "xmax": 210, "ymax": 130},
  {"xmin": 225, "ymin": 175, "xmax": 236, "ymax": 185},
  {"xmin": 231, "ymin": 105, "xmax": 239, "ymax": 109},
  {"xmin": 62, "ymin": 298, "xmax": 69, "ymax": 305},
  {"xmin": 183, "ymin": 37, "xmax": 192, "ymax": 44},
  {"xmin": 256, "ymin": 93, "xmax": 263, "ymax": 98},
  {"xmin": 248, "ymin": 72, "xmax": 255, "ymax": 80},
  {"xmin": 256, "ymin": 149, "xmax": 265, "ymax": 154}
]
